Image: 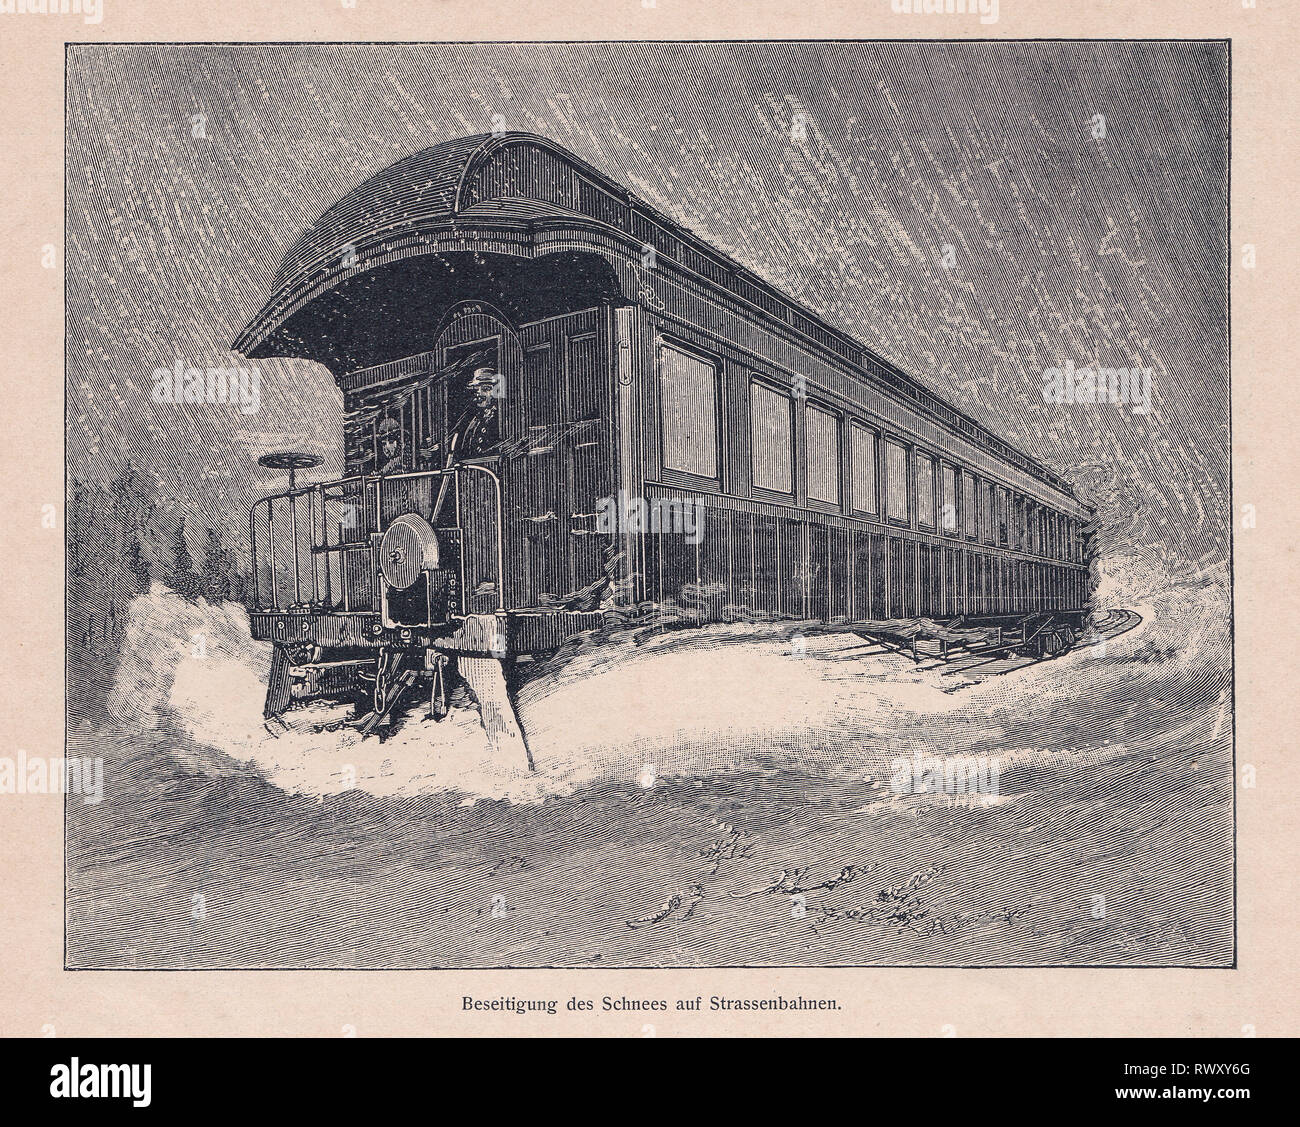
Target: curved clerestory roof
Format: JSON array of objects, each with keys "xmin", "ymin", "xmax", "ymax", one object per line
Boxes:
[
  {"xmin": 234, "ymin": 131, "xmax": 1078, "ymax": 499},
  {"xmin": 270, "ymin": 133, "xmax": 495, "ymax": 295}
]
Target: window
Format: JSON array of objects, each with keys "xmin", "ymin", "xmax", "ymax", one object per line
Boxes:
[
  {"xmin": 806, "ymin": 405, "xmax": 841, "ymax": 505},
  {"xmin": 749, "ymin": 381, "xmax": 793, "ymax": 494},
  {"xmin": 941, "ymin": 464, "xmax": 958, "ymax": 533},
  {"xmin": 885, "ymin": 439, "xmax": 910, "ymax": 522},
  {"xmin": 997, "ymin": 486, "xmax": 1009, "ymax": 545},
  {"xmin": 916, "ymin": 452, "xmax": 936, "ymax": 528},
  {"xmin": 963, "ymin": 473, "xmax": 977, "ymax": 539},
  {"xmin": 981, "ymin": 481, "xmax": 994, "ymax": 543},
  {"xmin": 851, "ymin": 423, "xmax": 878, "ymax": 515},
  {"xmin": 658, "ymin": 343, "xmax": 718, "ymax": 479}
]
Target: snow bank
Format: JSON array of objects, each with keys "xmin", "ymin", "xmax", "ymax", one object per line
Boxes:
[{"xmin": 105, "ymin": 553, "xmax": 1227, "ymax": 806}]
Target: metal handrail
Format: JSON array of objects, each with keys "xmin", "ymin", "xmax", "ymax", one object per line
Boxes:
[{"xmin": 249, "ymin": 465, "xmax": 505, "ymax": 613}]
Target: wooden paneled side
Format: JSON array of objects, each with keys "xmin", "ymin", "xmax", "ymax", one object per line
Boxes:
[
  {"xmin": 870, "ymin": 532, "xmax": 887, "ymax": 620},
  {"xmin": 829, "ymin": 527, "xmax": 850, "ymax": 621},
  {"xmin": 699, "ymin": 505, "xmax": 732, "ymax": 622},
  {"xmin": 780, "ymin": 518, "xmax": 804, "ymax": 618},
  {"xmin": 518, "ymin": 340, "xmax": 562, "ymax": 603},
  {"xmin": 888, "ymin": 538, "xmax": 904, "ymax": 619},
  {"xmin": 620, "ymin": 299, "xmax": 1089, "ymax": 626},
  {"xmin": 726, "ymin": 510, "xmax": 749, "ymax": 613},
  {"xmin": 752, "ymin": 513, "xmax": 780, "ymax": 616},
  {"xmin": 916, "ymin": 541, "xmax": 931, "ymax": 619},
  {"xmin": 808, "ymin": 524, "xmax": 831, "ymax": 623},
  {"xmin": 566, "ymin": 329, "xmax": 606, "ymax": 595},
  {"xmin": 852, "ymin": 529, "xmax": 872, "ymax": 621},
  {"xmin": 459, "ymin": 469, "xmax": 501, "ymax": 614}
]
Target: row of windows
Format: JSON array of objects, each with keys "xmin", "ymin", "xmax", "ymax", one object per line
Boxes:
[{"xmin": 657, "ymin": 341, "xmax": 1084, "ymax": 563}]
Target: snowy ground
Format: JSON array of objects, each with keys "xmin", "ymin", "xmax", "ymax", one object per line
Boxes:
[{"xmin": 66, "ymin": 554, "xmax": 1232, "ymax": 968}]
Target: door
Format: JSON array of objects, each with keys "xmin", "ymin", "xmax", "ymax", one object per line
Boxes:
[
  {"xmin": 513, "ymin": 309, "xmax": 612, "ymax": 608},
  {"xmin": 432, "ymin": 306, "xmax": 521, "ymax": 612}
]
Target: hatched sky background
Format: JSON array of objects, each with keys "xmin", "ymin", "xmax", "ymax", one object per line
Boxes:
[{"xmin": 65, "ymin": 41, "xmax": 1228, "ymax": 575}]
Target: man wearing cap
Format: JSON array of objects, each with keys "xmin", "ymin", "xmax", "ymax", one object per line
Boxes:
[
  {"xmin": 431, "ymin": 366, "xmax": 503, "ymax": 464},
  {"xmin": 376, "ymin": 416, "xmax": 408, "ymax": 475}
]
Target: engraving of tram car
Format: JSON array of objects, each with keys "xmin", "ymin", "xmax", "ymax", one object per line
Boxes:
[{"xmin": 234, "ymin": 132, "xmax": 1092, "ymax": 754}]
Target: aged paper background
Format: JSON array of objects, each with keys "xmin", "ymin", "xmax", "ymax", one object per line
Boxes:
[{"xmin": 0, "ymin": 0, "xmax": 1295, "ymax": 1036}]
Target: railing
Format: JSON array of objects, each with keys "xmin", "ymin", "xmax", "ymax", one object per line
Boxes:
[{"xmin": 249, "ymin": 465, "xmax": 504, "ymax": 614}]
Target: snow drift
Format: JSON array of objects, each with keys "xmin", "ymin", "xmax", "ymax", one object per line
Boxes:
[{"xmin": 104, "ymin": 548, "xmax": 1227, "ymax": 806}]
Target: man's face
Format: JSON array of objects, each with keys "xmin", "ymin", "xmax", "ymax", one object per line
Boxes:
[
  {"xmin": 382, "ymin": 437, "xmax": 399, "ymax": 457},
  {"xmin": 469, "ymin": 369, "xmax": 500, "ymax": 408}
]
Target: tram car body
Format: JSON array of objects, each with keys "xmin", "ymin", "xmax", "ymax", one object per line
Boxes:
[{"xmin": 234, "ymin": 132, "xmax": 1091, "ymax": 731}]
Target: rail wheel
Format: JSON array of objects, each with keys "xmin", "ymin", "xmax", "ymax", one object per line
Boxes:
[{"xmin": 287, "ymin": 643, "xmax": 320, "ymax": 667}]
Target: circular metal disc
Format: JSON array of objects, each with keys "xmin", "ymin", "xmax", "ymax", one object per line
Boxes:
[{"xmin": 379, "ymin": 514, "xmax": 438, "ymax": 590}]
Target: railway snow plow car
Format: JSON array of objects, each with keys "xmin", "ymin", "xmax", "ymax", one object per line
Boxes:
[{"xmin": 234, "ymin": 132, "xmax": 1094, "ymax": 765}]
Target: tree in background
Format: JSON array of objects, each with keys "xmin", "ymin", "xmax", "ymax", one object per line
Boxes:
[
  {"xmin": 67, "ymin": 464, "xmax": 159, "ymax": 723},
  {"xmin": 125, "ymin": 532, "xmax": 151, "ymax": 595},
  {"xmin": 165, "ymin": 516, "xmax": 201, "ymax": 600},
  {"xmin": 199, "ymin": 526, "xmax": 236, "ymax": 601},
  {"xmin": 109, "ymin": 462, "xmax": 156, "ymax": 576},
  {"xmin": 68, "ymin": 465, "xmax": 260, "ymax": 721}
]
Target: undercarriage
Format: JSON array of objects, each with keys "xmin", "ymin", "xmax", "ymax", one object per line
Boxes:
[{"xmin": 249, "ymin": 464, "xmax": 603, "ymax": 769}]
